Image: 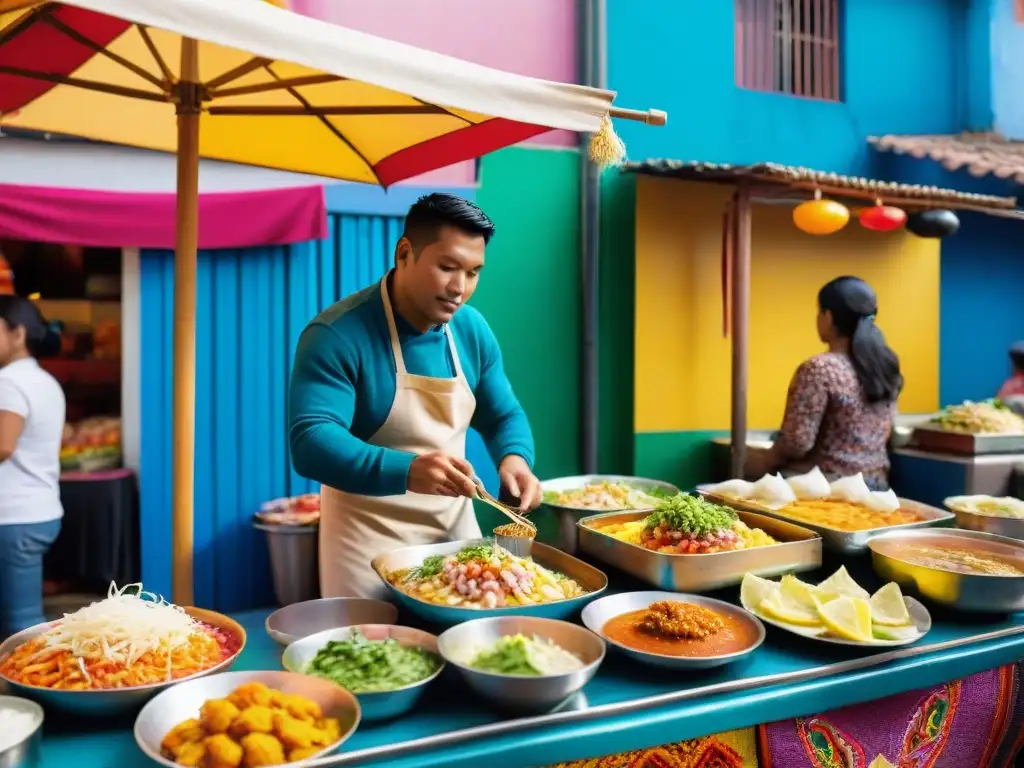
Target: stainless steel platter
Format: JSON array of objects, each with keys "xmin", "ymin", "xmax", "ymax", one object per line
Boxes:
[
  {"xmin": 698, "ymin": 489, "xmax": 955, "ymax": 555},
  {"xmin": 281, "ymin": 624, "xmax": 444, "ymax": 722},
  {"xmin": 537, "ymin": 475, "xmax": 681, "ymax": 554},
  {"xmin": 944, "ymin": 495, "xmax": 1024, "ymax": 542},
  {"xmin": 134, "ymin": 670, "xmax": 360, "ymax": 768},
  {"xmin": 371, "ymin": 539, "xmax": 608, "ymax": 628},
  {"xmin": 577, "ymin": 509, "xmax": 821, "ymax": 592},
  {"xmin": 265, "ymin": 597, "xmax": 399, "ymax": 646},
  {"xmin": 0, "ymin": 607, "xmax": 246, "ymax": 716},
  {"xmin": 436, "ymin": 616, "xmax": 604, "ymax": 712},
  {"xmin": 581, "ymin": 592, "xmax": 765, "ymax": 669},
  {"xmin": 911, "ymin": 426, "xmax": 1024, "ymax": 456},
  {"xmin": 868, "ymin": 528, "xmax": 1024, "ymax": 613}
]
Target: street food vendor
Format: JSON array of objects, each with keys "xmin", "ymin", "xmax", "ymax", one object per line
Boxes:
[
  {"xmin": 997, "ymin": 342, "xmax": 1024, "ymax": 412},
  {"xmin": 756, "ymin": 276, "xmax": 903, "ymax": 490},
  {"xmin": 288, "ymin": 193, "xmax": 542, "ymax": 599}
]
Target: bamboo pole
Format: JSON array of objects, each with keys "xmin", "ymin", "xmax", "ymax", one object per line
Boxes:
[
  {"xmin": 730, "ymin": 183, "xmax": 752, "ymax": 480},
  {"xmin": 172, "ymin": 38, "xmax": 200, "ymax": 607}
]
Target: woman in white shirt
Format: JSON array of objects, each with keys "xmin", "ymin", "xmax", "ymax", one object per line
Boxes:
[{"xmin": 0, "ymin": 295, "xmax": 65, "ymax": 638}]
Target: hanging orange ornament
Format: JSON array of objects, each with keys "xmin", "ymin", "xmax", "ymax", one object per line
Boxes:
[
  {"xmin": 859, "ymin": 201, "xmax": 907, "ymax": 232},
  {"xmin": 793, "ymin": 190, "xmax": 849, "ymax": 235}
]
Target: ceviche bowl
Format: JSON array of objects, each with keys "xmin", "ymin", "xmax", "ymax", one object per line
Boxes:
[
  {"xmin": 0, "ymin": 607, "xmax": 246, "ymax": 716},
  {"xmin": 538, "ymin": 475, "xmax": 680, "ymax": 554},
  {"xmin": 371, "ymin": 539, "xmax": 608, "ymax": 628},
  {"xmin": 281, "ymin": 624, "xmax": 443, "ymax": 722},
  {"xmin": 134, "ymin": 670, "xmax": 360, "ymax": 768},
  {"xmin": 265, "ymin": 598, "xmax": 399, "ymax": 646},
  {"xmin": 437, "ymin": 616, "xmax": 605, "ymax": 712}
]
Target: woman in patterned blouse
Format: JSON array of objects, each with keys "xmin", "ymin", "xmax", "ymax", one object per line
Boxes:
[{"xmin": 762, "ymin": 276, "xmax": 903, "ymax": 490}]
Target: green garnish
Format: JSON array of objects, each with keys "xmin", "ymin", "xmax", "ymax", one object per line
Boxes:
[
  {"xmin": 408, "ymin": 554, "xmax": 445, "ymax": 580},
  {"xmin": 465, "ymin": 634, "xmax": 582, "ymax": 676},
  {"xmin": 456, "ymin": 544, "xmax": 494, "ymax": 562},
  {"xmin": 306, "ymin": 629, "xmax": 440, "ymax": 693},
  {"xmin": 644, "ymin": 493, "xmax": 737, "ymax": 535}
]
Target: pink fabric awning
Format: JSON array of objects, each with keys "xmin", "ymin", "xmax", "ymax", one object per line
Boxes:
[{"xmin": 0, "ymin": 183, "xmax": 327, "ymax": 249}]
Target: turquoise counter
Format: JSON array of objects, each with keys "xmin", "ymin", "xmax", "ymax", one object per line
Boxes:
[{"xmin": 35, "ymin": 556, "xmax": 1024, "ymax": 768}]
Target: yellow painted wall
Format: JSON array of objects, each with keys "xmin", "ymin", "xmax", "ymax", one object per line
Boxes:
[{"xmin": 634, "ymin": 177, "xmax": 940, "ymax": 433}]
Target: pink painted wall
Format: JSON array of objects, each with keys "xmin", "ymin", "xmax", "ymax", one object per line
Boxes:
[{"xmin": 292, "ymin": 0, "xmax": 578, "ymax": 186}]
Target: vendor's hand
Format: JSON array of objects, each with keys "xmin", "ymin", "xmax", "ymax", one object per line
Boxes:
[
  {"xmin": 408, "ymin": 452, "xmax": 477, "ymax": 498},
  {"xmin": 498, "ymin": 455, "xmax": 542, "ymax": 511}
]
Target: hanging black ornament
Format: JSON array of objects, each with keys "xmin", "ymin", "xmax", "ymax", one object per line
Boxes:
[{"xmin": 906, "ymin": 209, "xmax": 960, "ymax": 238}]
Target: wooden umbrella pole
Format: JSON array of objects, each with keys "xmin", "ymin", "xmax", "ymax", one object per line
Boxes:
[
  {"xmin": 730, "ymin": 183, "xmax": 752, "ymax": 480},
  {"xmin": 172, "ymin": 38, "xmax": 200, "ymax": 607}
]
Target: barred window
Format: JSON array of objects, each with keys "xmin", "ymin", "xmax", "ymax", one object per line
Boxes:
[{"xmin": 735, "ymin": 0, "xmax": 841, "ymax": 101}]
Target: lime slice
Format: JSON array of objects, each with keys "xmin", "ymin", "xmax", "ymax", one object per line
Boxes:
[
  {"xmin": 816, "ymin": 595, "xmax": 873, "ymax": 642},
  {"xmin": 759, "ymin": 591, "xmax": 823, "ymax": 627},
  {"xmin": 869, "ymin": 583, "xmax": 913, "ymax": 627},
  {"xmin": 740, "ymin": 573, "xmax": 780, "ymax": 611},
  {"xmin": 817, "ymin": 566, "xmax": 870, "ymax": 600},
  {"xmin": 872, "ymin": 624, "xmax": 919, "ymax": 642}
]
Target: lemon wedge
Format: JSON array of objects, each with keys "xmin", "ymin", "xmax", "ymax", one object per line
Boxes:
[
  {"xmin": 759, "ymin": 591, "xmax": 823, "ymax": 627},
  {"xmin": 816, "ymin": 595, "xmax": 873, "ymax": 642},
  {"xmin": 869, "ymin": 583, "xmax": 913, "ymax": 627},
  {"xmin": 869, "ymin": 756, "xmax": 896, "ymax": 768},
  {"xmin": 817, "ymin": 566, "xmax": 870, "ymax": 600},
  {"xmin": 780, "ymin": 574, "xmax": 838, "ymax": 609},
  {"xmin": 740, "ymin": 573, "xmax": 780, "ymax": 611}
]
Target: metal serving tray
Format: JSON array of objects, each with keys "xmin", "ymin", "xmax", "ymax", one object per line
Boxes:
[
  {"xmin": 371, "ymin": 539, "xmax": 607, "ymax": 628},
  {"xmin": 537, "ymin": 475, "xmax": 681, "ymax": 555},
  {"xmin": 576, "ymin": 510, "xmax": 822, "ymax": 592},
  {"xmin": 911, "ymin": 426, "xmax": 1024, "ymax": 456},
  {"xmin": 698, "ymin": 490, "xmax": 955, "ymax": 555}
]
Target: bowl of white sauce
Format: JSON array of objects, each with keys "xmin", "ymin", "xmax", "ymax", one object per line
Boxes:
[{"xmin": 0, "ymin": 695, "xmax": 44, "ymax": 768}]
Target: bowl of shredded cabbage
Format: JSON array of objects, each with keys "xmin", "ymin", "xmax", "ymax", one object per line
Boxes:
[{"xmin": 437, "ymin": 616, "xmax": 605, "ymax": 711}]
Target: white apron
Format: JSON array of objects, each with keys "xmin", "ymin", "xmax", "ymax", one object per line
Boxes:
[{"xmin": 319, "ymin": 279, "xmax": 483, "ymax": 599}]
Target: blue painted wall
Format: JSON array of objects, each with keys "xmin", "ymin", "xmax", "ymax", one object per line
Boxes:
[
  {"xmin": 608, "ymin": 0, "xmax": 973, "ymax": 174},
  {"xmin": 139, "ymin": 202, "xmax": 498, "ymax": 611},
  {"xmin": 992, "ymin": 0, "xmax": 1024, "ymax": 138}
]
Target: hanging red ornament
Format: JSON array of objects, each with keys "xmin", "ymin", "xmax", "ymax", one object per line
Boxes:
[{"xmin": 858, "ymin": 202, "xmax": 907, "ymax": 232}]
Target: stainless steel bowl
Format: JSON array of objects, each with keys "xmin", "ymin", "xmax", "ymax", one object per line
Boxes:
[
  {"xmin": 437, "ymin": 616, "xmax": 604, "ymax": 712},
  {"xmin": 537, "ymin": 475, "xmax": 680, "ymax": 553},
  {"xmin": 0, "ymin": 696, "xmax": 44, "ymax": 768},
  {"xmin": 581, "ymin": 591, "xmax": 765, "ymax": 669},
  {"xmin": 945, "ymin": 496, "xmax": 1024, "ymax": 542},
  {"xmin": 134, "ymin": 670, "xmax": 360, "ymax": 768},
  {"xmin": 868, "ymin": 528, "xmax": 1024, "ymax": 613},
  {"xmin": 281, "ymin": 624, "xmax": 443, "ymax": 722},
  {"xmin": 265, "ymin": 598, "xmax": 399, "ymax": 646},
  {"xmin": 371, "ymin": 538, "xmax": 608, "ymax": 628},
  {"xmin": 0, "ymin": 608, "xmax": 246, "ymax": 716}
]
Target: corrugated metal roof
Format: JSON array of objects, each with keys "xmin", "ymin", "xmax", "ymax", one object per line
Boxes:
[
  {"xmin": 869, "ymin": 132, "xmax": 1024, "ymax": 184},
  {"xmin": 624, "ymin": 159, "xmax": 1017, "ymax": 210}
]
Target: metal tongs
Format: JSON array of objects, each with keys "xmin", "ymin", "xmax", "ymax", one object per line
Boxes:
[{"xmin": 472, "ymin": 476, "xmax": 537, "ymax": 533}]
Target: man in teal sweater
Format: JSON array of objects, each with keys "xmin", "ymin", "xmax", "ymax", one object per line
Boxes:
[{"xmin": 288, "ymin": 193, "xmax": 541, "ymax": 598}]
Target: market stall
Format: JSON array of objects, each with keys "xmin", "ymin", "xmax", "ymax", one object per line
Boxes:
[{"xmin": 622, "ymin": 160, "xmax": 1023, "ymax": 484}]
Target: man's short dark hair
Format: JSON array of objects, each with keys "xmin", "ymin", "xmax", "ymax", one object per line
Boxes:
[
  {"xmin": 1011, "ymin": 341, "xmax": 1024, "ymax": 371},
  {"xmin": 402, "ymin": 193, "xmax": 495, "ymax": 252}
]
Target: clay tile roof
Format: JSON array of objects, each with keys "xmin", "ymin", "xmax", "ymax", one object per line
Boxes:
[
  {"xmin": 624, "ymin": 159, "xmax": 1017, "ymax": 210},
  {"xmin": 869, "ymin": 132, "xmax": 1024, "ymax": 183}
]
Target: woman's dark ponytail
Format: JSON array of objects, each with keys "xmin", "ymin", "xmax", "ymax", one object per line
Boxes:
[
  {"xmin": 819, "ymin": 276, "xmax": 903, "ymax": 404},
  {"xmin": 849, "ymin": 313, "xmax": 902, "ymax": 403},
  {"xmin": 0, "ymin": 295, "xmax": 62, "ymax": 359}
]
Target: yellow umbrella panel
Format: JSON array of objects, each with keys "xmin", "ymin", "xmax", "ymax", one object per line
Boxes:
[{"xmin": 0, "ymin": 0, "xmax": 665, "ymax": 605}]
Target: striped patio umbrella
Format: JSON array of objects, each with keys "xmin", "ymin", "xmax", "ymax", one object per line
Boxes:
[{"xmin": 0, "ymin": 0, "xmax": 665, "ymax": 605}]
